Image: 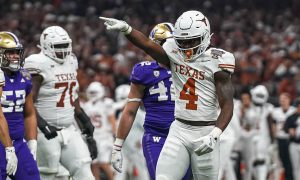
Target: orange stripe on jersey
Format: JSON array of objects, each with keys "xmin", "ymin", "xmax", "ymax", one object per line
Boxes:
[{"xmin": 219, "ymin": 64, "xmax": 235, "ymax": 69}]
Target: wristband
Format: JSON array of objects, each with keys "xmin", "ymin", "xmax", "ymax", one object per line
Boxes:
[
  {"xmin": 122, "ymin": 24, "xmax": 132, "ymax": 35},
  {"xmin": 210, "ymin": 127, "xmax": 222, "ymax": 139},
  {"xmin": 114, "ymin": 138, "xmax": 124, "ymax": 151}
]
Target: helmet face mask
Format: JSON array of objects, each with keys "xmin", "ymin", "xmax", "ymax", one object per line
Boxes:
[
  {"xmin": 174, "ymin": 10, "xmax": 212, "ymax": 62},
  {"xmin": 40, "ymin": 26, "xmax": 72, "ymax": 64},
  {"xmin": 0, "ymin": 32, "xmax": 24, "ymax": 71}
]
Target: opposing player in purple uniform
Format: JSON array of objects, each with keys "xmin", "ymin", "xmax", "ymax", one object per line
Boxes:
[
  {"xmin": 0, "ymin": 32, "xmax": 40, "ymax": 179},
  {"xmin": 111, "ymin": 23, "xmax": 191, "ymax": 180}
]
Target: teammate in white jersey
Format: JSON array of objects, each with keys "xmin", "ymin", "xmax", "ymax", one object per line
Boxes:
[
  {"xmin": 100, "ymin": 10, "xmax": 235, "ymax": 180},
  {"xmin": 82, "ymin": 82, "xmax": 116, "ymax": 180},
  {"xmin": 24, "ymin": 26, "xmax": 97, "ymax": 180}
]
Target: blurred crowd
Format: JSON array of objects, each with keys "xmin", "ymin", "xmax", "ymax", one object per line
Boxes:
[{"xmin": 0, "ymin": 0, "xmax": 299, "ymax": 103}]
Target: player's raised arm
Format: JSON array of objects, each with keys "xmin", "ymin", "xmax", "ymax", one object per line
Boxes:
[{"xmin": 99, "ymin": 17, "xmax": 170, "ymax": 66}]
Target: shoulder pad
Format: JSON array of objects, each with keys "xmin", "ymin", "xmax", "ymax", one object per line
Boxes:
[
  {"xmin": 210, "ymin": 48, "xmax": 235, "ymax": 74},
  {"xmin": 24, "ymin": 53, "xmax": 44, "ymax": 75},
  {"xmin": 130, "ymin": 61, "xmax": 157, "ymax": 85},
  {"xmin": 20, "ymin": 69, "xmax": 32, "ymax": 81}
]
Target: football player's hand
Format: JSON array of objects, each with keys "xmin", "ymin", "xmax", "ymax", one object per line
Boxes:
[
  {"xmin": 111, "ymin": 145, "xmax": 123, "ymax": 173},
  {"xmin": 5, "ymin": 147, "xmax": 18, "ymax": 176},
  {"xmin": 40, "ymin": 124, "xmax": 61, "ymax": 140},
  {"xmin": 99, "ymin": 17, "xmax": 132, "ymax": 34},
  {"xmin": 86, "ymin": 136, "xmax": 98, "ymax": 160},
  {"xmin": 27, "ymin": 140, "xmax": 37, "ymax": 160},
  {"xmin": 192, "ymin": 127, "xmax": 222, "ymax": 156}
]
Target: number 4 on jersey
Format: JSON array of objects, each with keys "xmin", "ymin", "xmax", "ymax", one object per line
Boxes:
[{"xmin": 180, "ymin": 78, "xmax": 198, "ymax": 110}]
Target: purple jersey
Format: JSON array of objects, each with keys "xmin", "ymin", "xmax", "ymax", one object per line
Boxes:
[
  {"xmin": 130, "ymin": 61, "xmax": 175, "ymax": 136},
  {"xmin": 1, "ymin": 69, "xmax": 32, "ymax": 140}
]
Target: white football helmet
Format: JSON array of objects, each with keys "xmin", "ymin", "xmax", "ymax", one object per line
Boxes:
[
  {"xmin": 115, "ymin": 84, "xmax": 130, "ymax": 102},
  {"xmin": 86, "ymin": 82, "xmax": 105, "ymax": 102},
  {"xmin": 149, "ymin": 22, "xmax": 174, "ymax": 45},
  {"xmin": 114, "ymin": 84, "xmax": 130, "ymax": 110},
  {"xmin": 40, "ymin": 26, "xmax": 72, "ymax": 64},
  {"xmin": 250, "ymin": 85, "xmax": 269, "ymax": 105},
  {"xmin": 174, "ymin": 10, "xmax": 212, "ymax": 61}
]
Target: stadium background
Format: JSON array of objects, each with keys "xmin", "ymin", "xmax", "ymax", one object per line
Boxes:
[
  {"xmin": 1, "ymin": 0, "xmax": 299, "ymax": 103},
  {"xmin": 1, "ymin": 0, "xmax": 300, "ymax": 179}
]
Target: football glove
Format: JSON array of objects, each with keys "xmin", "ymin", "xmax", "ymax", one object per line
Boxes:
[
  {"xmin": 99, "ymin": 17, "xmax": 132, "ymax": 34},
  {"xmin": 192, "ymin": 127, "xmax": 222, "ymax": 156},
  {"xmin": 38, "ymin": 117, "xmax": 61, "ymax": 140},
  {"xmin": 5, "ymin": 146, "xmax": 18, "ymax": 176},
  {"xmin": 111, "ymin": 138, "xmax": 124, "ymax": 173}
]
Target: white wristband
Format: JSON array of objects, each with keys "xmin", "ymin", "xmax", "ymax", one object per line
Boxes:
[
  {"xmin": 114, "ymin": 138, "xmax": 124, "ymax": 150},
  {"xmin": 27, "ymin": 140, "xmax": 37, "ymax": 149},
  {"xmin": 211, "ymin": 127, "xmax": 222, "ymax": 139},
  {"xmin": 122, "ymin": 25, "xmax": 132, "ymax": 35}
]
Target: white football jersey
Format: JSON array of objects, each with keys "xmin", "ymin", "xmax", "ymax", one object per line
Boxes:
[
  {"xmin": 163, "ymin": 39, "xmax": 235, "ymax": 121},
  {"xmin": 0, "ymin": 69, "xmax": 4, "ymax": 86},
  {"xmin": 81, "ymin": 98, "xmax": 114, "ymax": 135},
  {"xmin": 24, "ymin": 52, "xmax": 79, "ymax": 127},
  {"xmin": 271, "ymin": 106, "xmax": 296, "ymax": 138}
]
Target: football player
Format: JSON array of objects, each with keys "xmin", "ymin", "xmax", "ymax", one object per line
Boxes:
[
  {"xmin": 111, "ymin": 23, "xmax": 191, "ymax": 180},
  {"xmin": 100, "ymin": 10, "xmax": 235, "ymax": 180},
  {"xmin": 82, "ymin": 82, "xmax": 116, "ymax": 180},
  {"xmin": 0, "ymin": 31, "xmax": 40, "ymax": 179},
  {"xmin": 0, "ymin": 70, "xmax": 18, "ymax": 179},
  {"xmin": 270, "ymin": 92, "xmax": 295, "ymax": 180},
  {"xmin": 24, "ymin": 26, "xmax": 96, "ymax": 180}
]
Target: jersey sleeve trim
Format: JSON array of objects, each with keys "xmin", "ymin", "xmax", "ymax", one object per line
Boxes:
[{"xmin": 218, "ymin": 64, "xmax": 235, "ymax": 69}]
